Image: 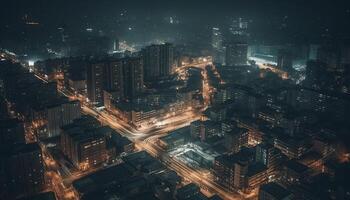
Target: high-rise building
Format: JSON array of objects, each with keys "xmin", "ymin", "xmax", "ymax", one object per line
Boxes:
[
  {"xmin": 212, "ymin": 27, "xmax": 225, "ymax": 64},
  {"xmin": 122, "ymin": 57, "xmax": 144, "ymax": 99},
  {"xmin": 113, "ymin": 38, "xmax": 119, "ymax": 52},
  {"xmin": 0, "ymin": 143, "xmax": 45, "ymax": 199},
  {"xmin": 212, "ymin": 27, "xmax": 223, "ymax": 50},
  {"xmin": 142, "ymin": 43, "xmax": 174, "ymax": 80},
  {"xmin": 230, "ymin": 18, "xmax": 248, "ymax": 36},
  {"xmin": 61, "ymin": 117, "xmax": 110, "ymax": 170},
  {"xmin": 305, "ymin": 60, "xmax": 329, "ymax": 89},
  {"xmin": 87, "ymin": 61, "xmax": 107, "ymax": 104},
  {"xmin": 159, "ymin": 43, "xmax": 174, "ymax": 76},
  {"xmin": 46, "ymin": 100, "xmax": 81, "ymax": 138},
  {"xmin": 87, "ymin": 57, "xmax": 144, "ymax": 103},
  {"xmin": 225, "ymin": 42, "xmax": 248, "ymax": 66},
  {"xmin": 308, "ymin": 44, "xmax": 320, "ymax": 60},
  {"xmin": 277, "ymin": 50, "xmax": 293, "ymax": 71},
  {"xmin": 142, "ymin": 45, "xmax": 160, "ymax": 80},
  {"xmin": 105, "ymin": 60, "xmax": 124, "ymax": 99}
]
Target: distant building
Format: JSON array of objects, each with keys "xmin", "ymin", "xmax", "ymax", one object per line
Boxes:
[
  {"xmin": 212, "ymin": 27, "xmax": 224, "ymax": 64},
  {"xmin": 0, "ymin": 143, "xmax": 45, "ymax": 199},
  {"xmin": 113, "ymin": 38, "xmax": 119, "ymax": 52},
  {"xmin": 225, "ymin": 42, "xmax": 248, "ymax": 66},
  {"xmin": 304, "ymin": 60, "xmax": 329, "ymax": 89},
  {"xmin": 212, "ymin": 28, "xmax": 223, "ymax": 51},
  {"xmin": 277, "ymin": 50, "xmax": 293, "ymax": 71},
  {"xmin": 229, "ymin": 18, "xmax": 248, "ymax": 37}
]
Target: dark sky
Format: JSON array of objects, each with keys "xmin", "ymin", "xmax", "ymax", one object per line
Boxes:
[{"xmin": 1, "ymin": 0, "xmax": 350, "ymax": 47}]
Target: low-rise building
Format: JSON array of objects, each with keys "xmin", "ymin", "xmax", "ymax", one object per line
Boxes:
[{"xmin": 258, "ymin": 182, "xmax": 293, "ymax": 200}]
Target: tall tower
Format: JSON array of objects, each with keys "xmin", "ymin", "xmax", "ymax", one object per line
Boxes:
[
  {"xmin": 212, "ymin": 27, "xmax": 223, "ymax": 50},
  {"xmin": 229, "ymin": 17, "xmax": 248, "ymax": 37},
  {"xmin": 86, "ymin": 61, "xmax": 107, "ymax": 105},
  {"xmin": 212, "ymin": 27, "xmax": 224, "ymax": 64},
  {"xmin": 225, "ymin": 42, "xmax": 248, "ymax": 66},
  {"xmin": 122, "ymin": 57, "xmax": 144, "ymax": 99},
  {"xmin": 159, "ymin": 43, "xmax": 174, "ymax": 77},
  {"xmin": 105, "ymin": 60, "xmax": 124, "ymax": 98},
  {"xmin": 142, "ymin": 43, "xmax": 174, "ymax": 80},
  {"xmin": 277, "ymin": 50, "xmax": 293, "ymax": 71}
]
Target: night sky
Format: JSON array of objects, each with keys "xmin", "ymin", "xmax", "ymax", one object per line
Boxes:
[{"xmin": 1, "ymin": 0, "xmax": 350, "ymax": 47}]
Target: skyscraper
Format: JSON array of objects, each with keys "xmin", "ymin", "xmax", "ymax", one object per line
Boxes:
[
  {"xmin": 87, "ymin": 61, "xmax": 107, "ymax": 104},
  {"xmin": 212, "ymin": 27, "xmax": 224, "ymax": 64},
  {"xmin": 212, "ymin": 27, "xmax": 223, "ymax": 50},
  {"xmin": 225, "ymin": 42, "xmax": 248, "ymax": 66},
  {"xmin": 121, "ymin": 57, "xmax": 144, "ymax": 99},
  {"xmin": 105, "ymin": 59, "xmax": 124, "ymax": 99},
  {"xmin": 142, "ymin": 43, "xmax": 174, "ymax": 80},
  {"xmin": 277, "ymin": 50, "xmax": 293, "ymax": 71},
  {"xmin": 229, "ymin": 18, "xmax": 248, "ymax": 36},
  {"xmin": 46, "ymin": 99, "xmax": 81, "ymax": 138}
]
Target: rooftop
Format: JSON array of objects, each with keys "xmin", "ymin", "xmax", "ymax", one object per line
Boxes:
[
  {"xmin": 72, "ymin": 163, "xmax": 133, "ymax": 195},
  {"xmin": 285, "ymin": 160, "xmax": 309, "ymax": 174},
  {"xmin": 259, "ymin": 182, "xmax": 292, "ymax": 199}
]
